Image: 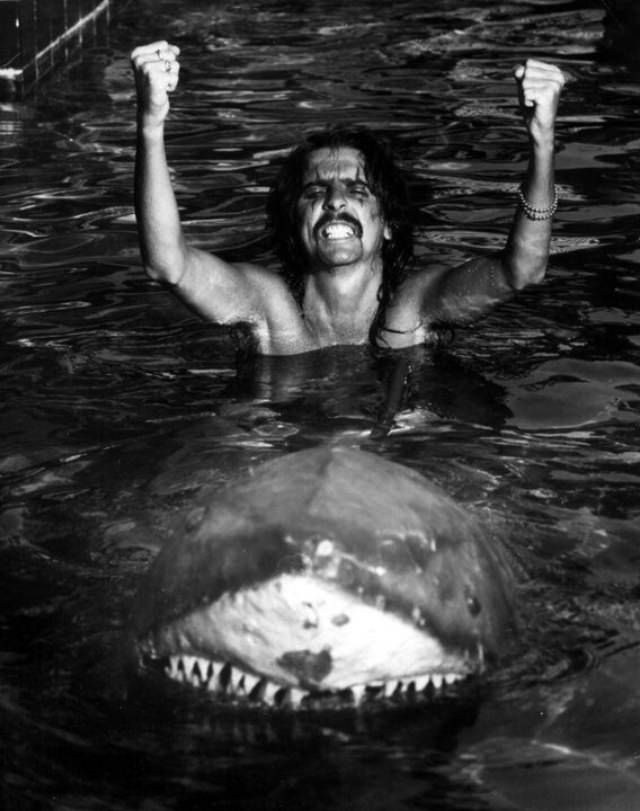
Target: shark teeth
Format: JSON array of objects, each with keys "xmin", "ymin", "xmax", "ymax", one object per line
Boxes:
[{"xmin": 157, "ymin": 654, "xmax": 467, "ymax": 709}]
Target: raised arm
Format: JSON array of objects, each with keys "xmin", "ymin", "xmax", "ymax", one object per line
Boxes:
[
  {"xmin": 130, "ymin": 42, "xmax": 273, "ymax": 325},
  {"xmin": 505, "ymin": 59, "xmax": 564, "ymax": 287},
  {"xmin": 131, "ymin": 41, "xmax": 187, "ymax": 285},
  {"xmin": 418, "ymin": 59, "xmax": 565, "ymax": 325}
]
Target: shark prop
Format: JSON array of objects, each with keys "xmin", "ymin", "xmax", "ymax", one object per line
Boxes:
[{"xmin": 131, "ymin": 446, "xmax": 515, "ymax": 709}]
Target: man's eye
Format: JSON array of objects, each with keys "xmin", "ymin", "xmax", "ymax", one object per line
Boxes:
[
  {"xmin": 350, "ymin": 184, "xmax": 370, "ymax": 197},
  {"xmin": 304, "ymin": 185, "xmax": 325, "ymax": 198}
]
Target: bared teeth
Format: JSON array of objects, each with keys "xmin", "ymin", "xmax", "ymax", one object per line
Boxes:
[
  {"xmin": 413, "ymin": 675, "xmax": 432, "ymax": 692},
  {"xmin": 366, "ymin": 682, "xmax": 387, "ymax": 699},
  {"xmin": 350, "ymin": 684, "xmax": 367, "ymax": 705},
  {"xmin": 195, "ymin": 657, "xmax": 214, "ymax": 686},
  {"xmin": 165, "ymin": 656, "xmax": 176, "ymax": 679},
  {"xmin": 324, "ymin": 223, "xmax": 354, "ymax": 239},
  {"xmin": 289, "ymin": 687, "xmax": 306, "ymax": 709},
  {"xmin": 248, "ymin": 677, "xmax": 267, "ymax": 701},
  {"xmin": 189, "ymin": 658, "xmax": 205, "ymax": 686},
  {"xmin": 205, "ymin": 661, "xmax": 222, "ymax": 691},
  {"xmin": 277, "ymin": 687, "xmax": 292, "ymax": 707},
  {"xmin": 161, "ymin": 655, "xmax": 466, "ymax": 707},
  {"xmin": 243, "ymin": 672, "xmax": 263, "ymax": 695},
  {"xmin": 218, "ymin": 662, "xmax": 233, "ymax": 691},
  {"xmin": 262, "ymin": 681, "xmax": 283, "ymax": 705}
]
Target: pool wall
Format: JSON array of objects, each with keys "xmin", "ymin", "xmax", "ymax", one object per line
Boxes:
[{"xmin": 0, "ymin": 0, "xmax": 110, "ymax": 99}]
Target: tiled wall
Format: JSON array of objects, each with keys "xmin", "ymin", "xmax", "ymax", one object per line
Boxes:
[{"xmin": 0, "ymin": 0, "xmax": 110, "ymax": 97}]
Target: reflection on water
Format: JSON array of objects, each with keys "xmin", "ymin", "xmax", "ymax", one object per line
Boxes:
[{"xmin": 1, "ymin": 1, "xmax": 640, "ymax": 809}]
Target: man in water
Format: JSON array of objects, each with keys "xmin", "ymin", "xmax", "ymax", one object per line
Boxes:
[{"xmin": 130, "ymin": 42, "xmax": 565, "ymax": 355}]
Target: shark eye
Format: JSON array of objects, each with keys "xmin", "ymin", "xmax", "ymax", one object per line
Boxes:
[{"xmin": 465, "ymin": 590, "xmax": 482, "ymax": 617}]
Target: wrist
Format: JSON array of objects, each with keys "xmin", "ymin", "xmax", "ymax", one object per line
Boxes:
[
  {"xmin": 528, "ymin": 127, "xmax": 555, "ymax": 154},
  {"xmin": 138, "ymin": 114, "xmax": 166, "ymax": 140},
  {"xmin": 518, "ymin": 184, "xmax": 558, "ymax": 220}
]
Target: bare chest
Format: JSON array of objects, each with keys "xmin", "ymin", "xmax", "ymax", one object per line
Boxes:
[
  {"xmin": 251, "ymin": 285, "xmax": 431, "ymax": 355},
  {"xmin": 256, "ymin": 313, "xmax": 369, "ymax": 355}
]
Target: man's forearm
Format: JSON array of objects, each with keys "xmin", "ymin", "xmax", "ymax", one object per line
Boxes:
[
  {"xmin": 503, "ymin": 138, "xmax": 556, "ymax": 289},
  {"xmin": 134, "ymin": 120, "xmax": 188, "ymax": 285},
  {"xmin": 503, "ymin": 59, "xmax": 565, "ymax": 290}
]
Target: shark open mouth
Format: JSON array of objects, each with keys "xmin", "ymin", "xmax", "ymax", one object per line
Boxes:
[
  {"xmin": 132, "ymin": 446, "xmax": 515, "ymax": 711},
  {"xmin": 137, "ymin": 572, "xmax": 478, "ymax": 709}
]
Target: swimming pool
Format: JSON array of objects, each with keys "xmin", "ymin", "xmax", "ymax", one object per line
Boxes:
[{"xmin": 1, "ymin": 1, "xmax": 640, "ymax": 809}]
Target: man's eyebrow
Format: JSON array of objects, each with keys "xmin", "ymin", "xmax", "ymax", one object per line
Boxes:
[
  {"xmin": 301, "ymin": 177, "xmax": 372, "ymax": 191},
  {"xmin": 344, "ymin": 177, "xmax": 371, "ymax": 188}
]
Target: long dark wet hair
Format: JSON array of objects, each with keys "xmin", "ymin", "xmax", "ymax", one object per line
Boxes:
[{"xmin": 265, "ymin": 125, "xmax": 415, "ymax": 346}]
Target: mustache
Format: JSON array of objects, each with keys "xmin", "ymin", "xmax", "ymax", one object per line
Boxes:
[{"xmin": 314, "ymin": 212, "xmax": 362, "ymax": 239}]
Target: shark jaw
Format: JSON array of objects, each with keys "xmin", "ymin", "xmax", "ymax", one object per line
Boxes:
[{"xmin": 136, "ymin": 572, "xmax": 478, "ymax": 710}]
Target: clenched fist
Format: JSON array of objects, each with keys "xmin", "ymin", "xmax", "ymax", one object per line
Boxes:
[
  {"xmin": 514, "ymin": 59, "xmax": 565, "ymax": 147},
  {"xmin": 131, "ymin": 41, "xmax": 181, "ymax": 127}
]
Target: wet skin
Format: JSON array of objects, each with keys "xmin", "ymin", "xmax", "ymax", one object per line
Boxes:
[{"xmin": 132, "ymin": 446, "xmax": 516, "ymax": 708}]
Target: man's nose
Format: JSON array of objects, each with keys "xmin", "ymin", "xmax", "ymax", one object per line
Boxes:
[{"xmin": 323, "ymin": 184, "xmax": 347, "ymax": 211}]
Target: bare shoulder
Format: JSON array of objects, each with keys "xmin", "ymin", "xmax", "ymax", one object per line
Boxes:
[
  {"xmin": 388, "ymin": 264, "xmax": 449, "ymax": 320},
  {"xmin": 376, "ymin": 265, "xmax": 447, "ymax": 347},
  {"xmin": 390, "ymin": 254, "xmax": 515, "ymax": 331},
  {"xmin": 398, "ymin": 263, "xmax": 449, "ymax": 298},
  {"xmin": 232, "ymin": 260, "xmax": 301, "ymax": 318},
  {"xmin": 173, "ymin": 248, "xmax": 297, "ymax": 326}
]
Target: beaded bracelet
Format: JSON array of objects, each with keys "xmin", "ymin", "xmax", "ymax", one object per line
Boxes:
[{"xmin": 517, "ymin": 184, "xmax": 559, "ymax": 221}]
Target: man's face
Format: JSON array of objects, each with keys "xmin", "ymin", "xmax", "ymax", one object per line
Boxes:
[{"xmin": 296, "ymin": 146, "xmax": 391, "ymax": 272}]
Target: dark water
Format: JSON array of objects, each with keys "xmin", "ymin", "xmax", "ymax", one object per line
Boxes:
[{"xmin": 2, "ymin": 1, "xmax": 640, "ymax": 808}]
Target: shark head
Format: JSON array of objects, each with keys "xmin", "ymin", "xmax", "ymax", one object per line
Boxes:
[{"xmin": 131, "ymin": 446, "xmax": 515, "ymax": 709}]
